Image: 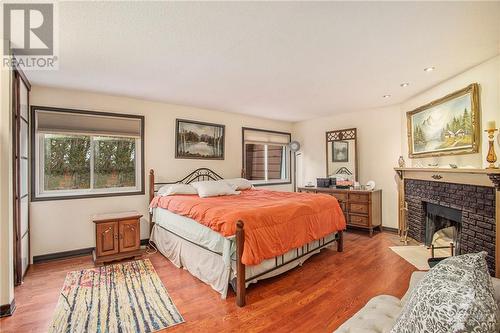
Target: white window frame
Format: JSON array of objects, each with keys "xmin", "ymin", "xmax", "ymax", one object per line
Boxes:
[
  {"xmin": 32, "ymin": 107, "xmax": 144, "ymax": 201},
  {"xmin": 242, "ymin": 128, "xmax": 291, "ymax": 186}
]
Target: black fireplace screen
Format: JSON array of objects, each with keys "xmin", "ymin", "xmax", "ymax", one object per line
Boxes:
[{"xmin": 424, "ymin": 202, "xmax": 462, "ymax": 249}]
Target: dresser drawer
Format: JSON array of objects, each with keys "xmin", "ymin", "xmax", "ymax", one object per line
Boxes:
[
  {"xmin": 349, "ymin": 214, "xmax": 369, "ymax": 226},
  {"xmin": 328, "ymin": 192, "xmax": 347, "ymax": 203},
  {"xmin": 349, "ymin": 202, "xmax": 369, "ymax": 214},
  {"xmin": 349, "ymin": 193, "xmax": 369, "ymax": 202}
]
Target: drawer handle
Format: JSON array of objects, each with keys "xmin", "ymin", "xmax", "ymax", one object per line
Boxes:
[{"xmin": 431, "ymin": 174, "xmax": 443, "ymax": 180}]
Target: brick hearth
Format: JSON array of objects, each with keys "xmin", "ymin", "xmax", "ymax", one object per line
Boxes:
[{"xmin": 405, "ymin": 179, "xmax": 496, "ymax": 275}]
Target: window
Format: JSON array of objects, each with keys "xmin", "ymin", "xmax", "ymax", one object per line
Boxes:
[
  {"xmin": 242, "ymin": 128, "xmax": 291, "ymax": 185},
  {"xmin": 32, "ymin": 107, "xmax": 144, "ymax": 200}
]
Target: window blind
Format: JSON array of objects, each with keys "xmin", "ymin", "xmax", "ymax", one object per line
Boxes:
[
  {"xmin": 35, "ymin": 110, "xmax": 142, "ymax": 137},
  {"xmin": 243, "ymin": 129, "xmax": 289, "ymax": 145}
]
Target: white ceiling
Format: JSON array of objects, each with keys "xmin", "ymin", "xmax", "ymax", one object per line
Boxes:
[{"xmin": 26, "ymin": 1, "xmax": 500, "ymax": 122}]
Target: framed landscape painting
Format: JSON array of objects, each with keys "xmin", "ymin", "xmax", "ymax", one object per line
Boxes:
[
  {"xmin": 175, "ymin": 119, "xmax": 225, "ymax": 160},
  {"xmin": 407, "ymin": 83, "xmax": 480, "ymax": 158}
]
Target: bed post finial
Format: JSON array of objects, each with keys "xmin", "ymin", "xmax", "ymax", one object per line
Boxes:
[{"xmin": 236, "ymin": 220, "xmax": 246, "ymax": 307}]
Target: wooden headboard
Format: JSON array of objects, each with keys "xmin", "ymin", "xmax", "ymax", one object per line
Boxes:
[{"xmin": 148, "ymin": 167, "xmax": 223, "ymax": 203}]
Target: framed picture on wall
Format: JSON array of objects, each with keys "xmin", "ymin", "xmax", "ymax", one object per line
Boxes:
[
  {"xmin": 332, "ymin": 141, "xmax": 349, "ymax": 162},
  {"xmin": 175, "ymin": 119, "xmax": 225, "ymax": 160},
  {"xmin": 407, "ymin": 83, "xmax": 480, "ymax": 158}
]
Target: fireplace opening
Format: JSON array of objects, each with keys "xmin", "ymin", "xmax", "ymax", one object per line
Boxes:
[{"xmin": 424, "ymin": 202, "xmax": 462, "ymax": 255}]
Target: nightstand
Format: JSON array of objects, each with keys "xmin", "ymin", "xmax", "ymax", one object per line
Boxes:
[{"xmin": 92, "ymin": 211, "xmax": 144, "ymax": 265}]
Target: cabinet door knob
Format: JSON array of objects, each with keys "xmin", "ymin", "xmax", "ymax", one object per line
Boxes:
[{"xmin": 431, "ymin": 174, "xmax": 443, "ymax": 180}]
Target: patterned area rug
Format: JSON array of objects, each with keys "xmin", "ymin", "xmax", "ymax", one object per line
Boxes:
[{"xmin": 49, "ymin": 259, "xmax": 184, "ymax": 333}]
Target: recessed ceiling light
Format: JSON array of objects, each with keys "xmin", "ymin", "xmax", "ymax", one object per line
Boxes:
[
  {"xmin": 400, "ymin": 82, "xmax": 410, "ymax": 87},
  {"xmin": 424, "ymin": 67, "xmax": 435, "ymax": 72},
  {"xmin": 382, "ymin": 94, "xmax": 391, "ymax": 99}
]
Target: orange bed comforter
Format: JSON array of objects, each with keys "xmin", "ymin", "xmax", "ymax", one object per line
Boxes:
[{"xmin": 150, "ymin": 189, "xmax": 346, "ymax": 265}]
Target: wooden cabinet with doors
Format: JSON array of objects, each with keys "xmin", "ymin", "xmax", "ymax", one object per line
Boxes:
[
  {"xmin": 92, "ymin": 211, "xmax": 143, "ymax": 265},
  {"xmin": 297, "ymin": 187, "xmax": 382, "ymax": 237}
]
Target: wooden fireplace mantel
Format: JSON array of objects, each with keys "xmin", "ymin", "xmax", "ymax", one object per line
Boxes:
[
  {"xmin": 394, "ymin": 166, "xmax": 500, "ymax": 277},
  {"xmin": 394, "ymin": 167, "xmax": 500, "ymax": 189},
  {"xmin": 394, "ymin": 167, "xmax": 500, "ymax": 174}
]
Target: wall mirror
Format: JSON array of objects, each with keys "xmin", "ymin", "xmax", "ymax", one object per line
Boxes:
[{"xmin": 326, "ymin": 128, "xmax": 358, "ymax": 181}]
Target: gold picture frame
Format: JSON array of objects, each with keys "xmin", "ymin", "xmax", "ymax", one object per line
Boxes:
[{"xmin": 407, "ymin": 83, "xmax": 480, "ymax": 158}]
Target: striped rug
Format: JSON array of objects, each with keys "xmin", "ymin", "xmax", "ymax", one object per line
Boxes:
[{"xmin": 49, "ymin": 259, "xmax": 184, "ymax": 333}]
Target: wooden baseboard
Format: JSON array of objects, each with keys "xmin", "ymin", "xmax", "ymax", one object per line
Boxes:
[
  {"xmin": 381, "ymin": 226, "xmax": 399, "ymax": 234},
  {"xmin": 33, "ymin": 239, "xmax": 150, "ymax": 264},
  {"xmin": 0, "ymin": 299, "xmax": 15, "ymax": 317},
  {"xmin": 33, "ymin": 247, "xmax": 94, "ymax": 264}
]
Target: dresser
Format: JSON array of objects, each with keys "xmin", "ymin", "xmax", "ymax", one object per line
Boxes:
[
  {"xmin": 297, "ymin": 187, "xmax": 382, "ymax": 236},
  {"xmin": 92, "ymin": 211, "xmax": 143, "ymax": 265}
]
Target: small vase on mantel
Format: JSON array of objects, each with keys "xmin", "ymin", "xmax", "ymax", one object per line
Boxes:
[{"xmin": 398, "ymin": 156, "xmax": 406, "ymax": 168}]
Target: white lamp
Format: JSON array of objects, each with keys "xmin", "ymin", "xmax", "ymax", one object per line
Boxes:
[{"xmin": 289, "ymin": 141, "xmax": 301, "ymax": 191}]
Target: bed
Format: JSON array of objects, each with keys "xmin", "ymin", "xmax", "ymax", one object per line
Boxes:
[{"xmin": 148, "ymin": 168, "xmax": 346, "ymax": 307}]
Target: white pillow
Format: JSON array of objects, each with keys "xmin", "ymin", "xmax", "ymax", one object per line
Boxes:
[
  {"xmin": 224, "ymin": 178, "xmax": 253, "ymax": 190},
  {"xmin": 191, "ymin": 180, "xmax": 240, "ymax": 198},
  {"xmin": 157, "ymin": 183, "xmax": 198, "ymax": 196}
]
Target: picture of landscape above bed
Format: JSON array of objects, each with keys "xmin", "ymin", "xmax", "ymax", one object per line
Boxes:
[
  {"xmin": 407, "ymin": 83, "xmax": 480, "ymax": 158},
  {"xmin": 175, "ymin": 119, "xmax": 225, "ymax": 160}
]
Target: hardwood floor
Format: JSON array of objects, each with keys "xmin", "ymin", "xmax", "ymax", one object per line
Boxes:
[{"xmin": 0, "ymin": 231, "xmax": 417, "ymax": 333}]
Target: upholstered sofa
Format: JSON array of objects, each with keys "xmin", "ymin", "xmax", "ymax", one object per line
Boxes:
[{"xmin": 335, "ymin": 271, "xmax": 500, "ymax": 333}]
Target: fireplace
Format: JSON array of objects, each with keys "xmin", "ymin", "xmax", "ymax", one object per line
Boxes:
[
  {"xmin": 424, "ymin": 202, "xmax": 461, "ymax": 252},
  {"xmin": 405, "ymin": 179, "xmax": 496, "ymax": 275}
]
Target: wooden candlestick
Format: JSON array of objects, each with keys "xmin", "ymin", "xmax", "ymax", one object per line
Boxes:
[{"xmin": 485, "ymin": 128, "xmax": 498, "ymax": 169}]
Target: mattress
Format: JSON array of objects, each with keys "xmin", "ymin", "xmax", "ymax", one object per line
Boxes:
[
  {"xmin": 153, "ymin": 206, "xmax": 227, "ymax": 254},
  {"xmin": 150, "ymin": 188, "xmax": 345, "ymax": 265},
  {"xmin": 152, "ymin": 206, "xmax": 339, "ymax": 298}
]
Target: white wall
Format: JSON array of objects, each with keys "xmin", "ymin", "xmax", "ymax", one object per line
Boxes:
[
  {"xmin": 30, "ymin": 86, "xmax": 293, "ymax": 257},
  {"xmin": 0, "ymin": 40, "xmax": 14, "ymax": 307},
  {"xmin": 293, "ymin": 106, "xmax": 402, "ymax": 228},
  {"xmin": 27, "ymin": 55, "xmax": 500, "ymax": 256},
  {"xmin": 401, "ymin": 56, "xmax": 500, "ymax": 168},
  {"xmin": 293, "ymin": 56, "xmax": 500, "ymax": 229}
]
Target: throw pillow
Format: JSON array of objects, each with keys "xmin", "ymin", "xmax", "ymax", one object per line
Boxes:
[{"xmin": 391, "ymin": 252, "xmax": 499, "ymax": 333}]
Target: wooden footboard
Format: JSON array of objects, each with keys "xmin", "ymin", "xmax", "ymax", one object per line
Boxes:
[
  {"xmin": 149, "ymin": 169, "xmax": 155, "ymax": 233},
  {"xmin": 236, "ymin": 220, "xmax": 246, "ymax": 307},
  {"xmin": 337, "ymin": 230, "xmax": 344, "ymax": 252},
  {"xmin": 234, "ymin": 225, "xmax": 344, "ymax": 307}
]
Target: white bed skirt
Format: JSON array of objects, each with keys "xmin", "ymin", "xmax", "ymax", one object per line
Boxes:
[
  {"xmin": 151, "ymin": 223, "xmax": 232, "ymax": 297},
  {"xmin": 151, "ymin": 223, "xmax": 338, "ymax": 299}
]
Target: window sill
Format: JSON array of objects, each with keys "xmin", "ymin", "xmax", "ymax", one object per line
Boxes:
[
  {"xmin": 252, "ymin": 181, "xmax": 292, "ymax": 187},
  {"xmin": 31, "ymin": 189, "xmax": 145, "ymax": 202}
]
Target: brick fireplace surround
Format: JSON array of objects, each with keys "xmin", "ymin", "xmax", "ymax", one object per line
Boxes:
[{"xmin": 405, "ymin": 179, "xmax": 496, "ymax": 275}]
